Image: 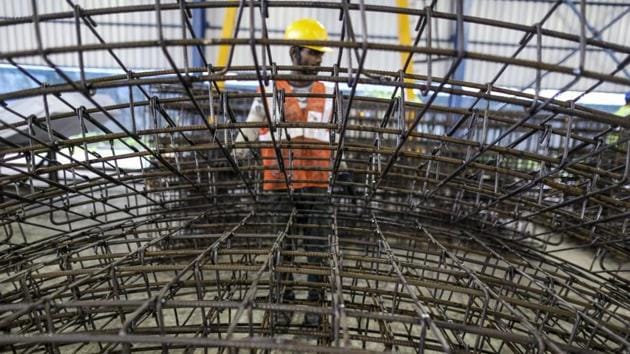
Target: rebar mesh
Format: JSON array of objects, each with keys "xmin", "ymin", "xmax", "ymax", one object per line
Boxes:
[{"xmin": 1, "ymin": 1, "xmax": 629, "ymax": 353}]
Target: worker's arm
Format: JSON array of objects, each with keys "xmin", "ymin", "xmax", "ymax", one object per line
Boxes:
[
  {"xmin": 234, "ymin": 98, "xmax": 264, "ymax": 159},
  {"xmin": 327, "ymin": 86, "xmax": 353, "ymax": 194},
  {"xmin": 333, "ymin": 122, "xmax": 349, "ymax": 172}
]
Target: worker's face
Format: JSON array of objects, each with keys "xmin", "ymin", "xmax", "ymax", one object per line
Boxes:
[{"xmin": 291, "ymin": 47, "xmax": 324, "ymax": 76}]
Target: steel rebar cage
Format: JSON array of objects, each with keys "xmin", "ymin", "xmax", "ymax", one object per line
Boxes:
[{"xmin": 0, "ymin": 1, "xmax": 629, "ymax": 353}]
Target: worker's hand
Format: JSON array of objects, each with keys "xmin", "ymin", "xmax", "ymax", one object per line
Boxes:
[
  {"xmin": 211, "ymin": 157, "xmax": 231, "ymax": 170},
  {"xmin": 337, "ymin": 172, "xmax": 356, "ymax": 197},
  {"xmin": 233, "ymin": 147, "xmax": 253, "ymax": 162},
  {"xmin": 337, "ymin": 172, "xmax": 365, "ymax": 216}
]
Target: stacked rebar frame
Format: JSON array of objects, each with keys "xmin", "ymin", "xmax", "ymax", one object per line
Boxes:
[{"xmin": 1, "ymin": 1, "xmax": 629, "ymax": 353}]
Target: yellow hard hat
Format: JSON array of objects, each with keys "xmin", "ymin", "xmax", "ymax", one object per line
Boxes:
[{"xmin": 284, "ymin": 18, "xmax": 332, "ymax": 52}]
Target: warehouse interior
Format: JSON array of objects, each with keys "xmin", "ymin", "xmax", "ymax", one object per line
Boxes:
[{"xmin": 0, "ymin": 0, "xmax": 629, "ymax": 353}]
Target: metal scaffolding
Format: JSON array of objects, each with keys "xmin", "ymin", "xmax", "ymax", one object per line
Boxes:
[{"xmin": 0, "ymin": 1, "xmax": 629, "ymax": 353}]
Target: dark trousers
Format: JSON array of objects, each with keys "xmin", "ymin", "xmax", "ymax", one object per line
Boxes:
[{"xmin": 265, "ymin": 187, "xmax": 330, "ymax": 302}]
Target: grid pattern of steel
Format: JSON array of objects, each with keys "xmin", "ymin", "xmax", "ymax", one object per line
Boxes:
[{"xmin": 0, "ymin": 1, "xmax": 629, "ymax": 353}]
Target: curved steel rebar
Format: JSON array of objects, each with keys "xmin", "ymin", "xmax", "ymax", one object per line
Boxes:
[{"xmin": 0, "ymin": 1, "xmax": 629, "ymax": 353}]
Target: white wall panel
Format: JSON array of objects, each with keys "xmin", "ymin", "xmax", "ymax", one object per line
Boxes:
[
  {"xmin": 466, "ymin": 0, "xmax": 630, "ymax": 92},
  {"xmin": 1, "ymin": 0, "xmax": 629, "ymax": 92},
  {"xmin": 0, "ymin": 0, "xmax": 187, "ymax": 69}
]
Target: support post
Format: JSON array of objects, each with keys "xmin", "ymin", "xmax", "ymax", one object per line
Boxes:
[
  {"xmin": 191, "ymin": 0, "xmax": 206, "ymax": 68},
  {"xmin": 396, "ymin": 0, "xmax": 418, "ymax": 102}
]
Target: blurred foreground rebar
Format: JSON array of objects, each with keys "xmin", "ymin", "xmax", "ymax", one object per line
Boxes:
[{"xmin": 0, "ymin": 1, "xmax": 629, "ymax": 353}]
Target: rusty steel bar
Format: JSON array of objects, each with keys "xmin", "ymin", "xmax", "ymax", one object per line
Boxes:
[{"xmin": 1, "ymin": 1, "xmax": 629, "ymax": 353}]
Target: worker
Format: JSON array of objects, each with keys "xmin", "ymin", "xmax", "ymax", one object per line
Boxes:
[
  {"xmin": 614, "ymin": 91, "xmax": 630, "ymax": 117},
  {"xmin": 235, "ymin": 18, "xmax": 351, "ymax": 328},
  {"xmin": 607, "ymin": 91, "xmax": 630, "ymax": 147}
]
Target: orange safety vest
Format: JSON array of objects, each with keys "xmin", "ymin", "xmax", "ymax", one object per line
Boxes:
[{"xmin": 258, "ymin": 81, "xmax": 331, "ymax": 191}]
